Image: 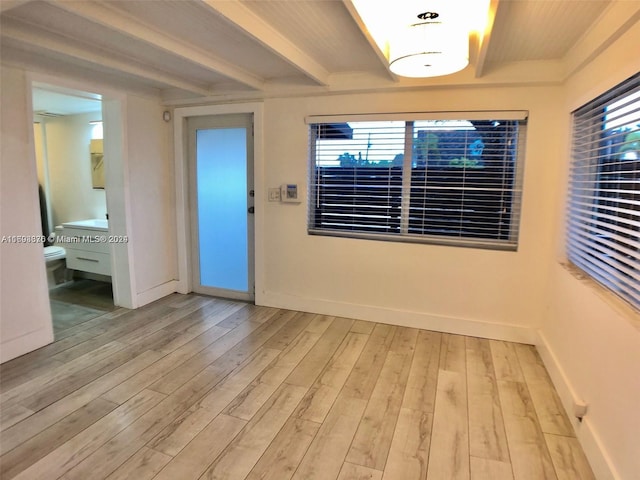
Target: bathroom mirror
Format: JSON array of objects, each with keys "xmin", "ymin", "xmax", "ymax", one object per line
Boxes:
[{"xmin": 90, "ymin": 139, "xmax": 105, "ymax": 189}]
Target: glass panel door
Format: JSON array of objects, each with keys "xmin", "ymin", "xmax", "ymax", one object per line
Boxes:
[{"xmin": 188, "ymin": 114, "xmax": 254, "ymax": 301}]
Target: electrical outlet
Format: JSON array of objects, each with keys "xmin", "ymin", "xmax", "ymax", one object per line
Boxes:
[
  {"xmin": 268, "ymin": 187, "xmax": 281, "ymax": 202},
  {"xmin": 573, "ymin": 400, "xmax": 588, "ymax": 421}
]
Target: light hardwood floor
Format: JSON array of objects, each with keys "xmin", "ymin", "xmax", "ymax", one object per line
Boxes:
[{"xmin": 0, "ymin": 294, "xmax": 595, "ymax": 480}]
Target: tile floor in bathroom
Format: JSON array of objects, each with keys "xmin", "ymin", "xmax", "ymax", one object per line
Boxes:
[{"xmin": 48, "ymin": 279, "xmax": 116, "ymax": 336}]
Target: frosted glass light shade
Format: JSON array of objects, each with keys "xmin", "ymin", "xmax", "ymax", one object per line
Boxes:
[{"xmin": 388, "ymin": 20, "xmax": 469, "ymax": 78}]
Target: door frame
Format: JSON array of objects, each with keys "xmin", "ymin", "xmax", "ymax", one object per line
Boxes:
[
  {"xmin": 187, "ymin": 114, "xmax": 254, "ymax": 301},
  {"xmin": 26, "ymin": 72, "xmax": 137, "ymax": 309},
  {"xmin": 173, "ymin": 103, "xmax": 264, "ymax": 302}
]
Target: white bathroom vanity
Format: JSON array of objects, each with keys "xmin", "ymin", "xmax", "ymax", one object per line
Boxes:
[{"xmin": 60, "ymin": 219, "xmax": 111, "ymax": 276}]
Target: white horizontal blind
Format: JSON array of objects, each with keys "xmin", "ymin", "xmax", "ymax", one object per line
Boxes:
[
  {"xmin": 305, "ymin": 110, "xmax": 528, "ymax": 123},
  {"xmin": 308, "ymin": 115, "xmax": 526, "ymax": 250},
  {"xmin": 568, "ymin": 72, "xmax": 640, "ymax": 308}
]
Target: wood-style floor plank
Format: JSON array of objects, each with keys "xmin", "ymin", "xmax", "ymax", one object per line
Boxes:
[
  {"xmin": 113, "ymin": 296, "xmax": 214, "ymax": 346},
  {"xmin": 345, "ymin": 350, "xmax": 414, "ymax": 470},
  {"xmin": 0, "ymin": 293, "xmax": 595, "ymax": 480},
  {"xmin": 467, "ymin": 372, "xmax": 510, "ymax": 463},
  {"xmin": 149, "ymin": 347, "xmax": 281, "ymax": 456},
  {"xmin": 48, "ymin": 304, "xmax": 176, "ymax": 364},
  {"xmin": 490, "ymin": 340, "xmax": 525, "ymax": 383},
  {"xmin": 147, "ymin": 307, "xmax": 283, "ymax": 395},
  {"xmin": 199, "ymin": 383, "xmax": 307, "ymax": 480},
  {"xmin": 0, "ymin": 398, "xmax": 117, "ymax": 480},
  {"xmin": 426, "ymin": 369, "xmax": 470, "ymax": 480},
  {"xmin": 1, "ymin": 356, "xmax": 67, "ymax": 393},
  {"xmin": 402, "ymin": 330, "xmax": 441, "ymax": 413},
  {"xmin": 381, "ymin": 407, "xmax": 433, "ymax": 480},
  {"xmin": 294, "ymin": 331, "xmax": 368, "ymax": 424},
  {"xmin": 11, "ymin": 389, "xmax": 165, "ymax": 480},
  {"xmin": 470, "ymin": 457, "xmax": 515, "ymax": 480},
  {"xmin": 0, "ymin": 404, "xmax": 34, "ymax": 432},
  {"xmin": 292, "ymin": 395, "xmax": 367, "ymax": 480},
  {"xmin": 159, "ymin": 298, "xmax": 241, "ymax": 334},
  {"xmin": 515, "ymin": 345, "xmax": 574, "ymax": 437},
  {"xmin": 1, "ymin": 340, "xmax": 125, "ymax": 407},
  {"xmin": 149, "ymin": 321, "xmax": 320, "ymax": 453},
  {"xmin": 103, "ymin": 447, "xmax": 171, "ymax": 480},
  {"xmin": 152, "ymin": 414, "xmax": 246, "ymax": 480},
  {"xmin": 245, "ymin": 416, "xmax": 320, "ymax": 480},
  {"xmin": 379, "ymin": 329, "xmax": 438, "ymax": 480},
  {"xmin": 99, "ymin": 325, "xmax": 231, "ymax": 405},
  {"xmin": 338, "ymin": 462, "xmax": 383, "ymax": 480},
  {"xmin": 21, "ymin": 333, "xmax": 174, "ymax": 412},
  {"xmin": 0, "ymin": 350, "xmax": 163, "ymax": 456},
  {"xmin": 220, "ymin": 330, "xmax": 323, "ymax": 424},
  {"xmin": 497, "ymin": 380, "xmax": 558, "ymax": 480},
  {"xmin": 284, "ymin": 317, "xmax": 353, "ymax": 389},
  {"xmin": 439, "ymin": 333, "xmax": 466, "ymax": 373},
  {"xmin": 340, "ymin": 323, "xmax": 396, "ymax": 400},
  {"xmin": 349, "ymin": 320, "xmax": 375, "ymax": 335},
  {"xmin": 0, "ymin": 294, "xmax": 173, "ymax": 382},
  {"xmin": 544, "ymin": 434, "xmax": 596, "ymax": 480},
  {"xmin": 465, "ymin": 336, "xmax": 495, "ymax": 378},
  {"xmin": 61, "ymin": 341, "xmax": 290, "ymax": 479}
]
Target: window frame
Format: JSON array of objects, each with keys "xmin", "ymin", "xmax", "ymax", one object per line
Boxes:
[
  {"xmin": 306, "ymin": 111, "xmax": 528, "ymax": 251},
  {"xmin": 567, "ymin": 72, "xmax": 640, "ymax": 309}
]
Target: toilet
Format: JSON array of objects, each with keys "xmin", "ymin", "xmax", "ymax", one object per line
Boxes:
[{"xmin": 44, "ymin": 245, "xmax": 67, "ymax": 287}]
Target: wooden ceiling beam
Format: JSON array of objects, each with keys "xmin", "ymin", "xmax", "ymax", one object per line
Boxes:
[
  {"xmin": 341, "ymin": 0, "xmax": 397, "ymax": 81},
  {"xmin": 199, "ymin": 0, "xmax": 330, "ymax": 86},
  {"xmin": 474, "ymin": 0, "xmax": 500, "ymax": 78},
  {"xmin": 47, "ymin": 0, "xmax": 265, "ymax": 91},
  {"xmin": 2, "ymin": 20, "xmax": 212, "ymax": 97}
]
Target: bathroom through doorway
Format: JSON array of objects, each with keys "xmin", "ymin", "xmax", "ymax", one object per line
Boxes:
[{"xmin": 31, "ymin": 80, "xmax": 130, "ymax": 336}]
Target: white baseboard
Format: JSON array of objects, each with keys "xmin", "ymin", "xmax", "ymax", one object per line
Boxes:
[
  {"xmin": 1, "ymin": 327, "xmax": 54, "ymax": 363},
  {"xmin": 136, "ymin": 280, "xmax": 179, "ymax": 308},
  {"xmin": 258, "ymin": 291, "xmax": 536, "ymax": 344},
  {"xmin": 535, "ymin": 331, "xmax": 619, "ymax": 480}
]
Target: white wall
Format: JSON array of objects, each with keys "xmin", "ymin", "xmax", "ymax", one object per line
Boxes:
[
  {"xmin": 44, "ymin": 112, "xmax": 107, "ymax": 226},
  {"xmin": 539, "ymin": 23, "xmax": 640, "ymax": 480},
  {"xmin": 0, "ymin": 66, "xmax": 178, "ymax": 361},
  {"xmin": 125, "ymin": 95, "xmax": 178, "ymax": 303},
  {"xmin": 0, "ymin": 65, "xmax": 54, "ymax": 362},
  {"xmin": 257, "ymin": 85, "xmax": 564, "ymax": 343}
]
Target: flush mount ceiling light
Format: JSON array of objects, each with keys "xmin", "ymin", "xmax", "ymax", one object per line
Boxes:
[
  {"xmin": 349, "ymin": 0, "xmax": 486, "ymax": 79},
  {"xmin": 388, "ymin": 9, "xmax": 469, "ymax": 78}
]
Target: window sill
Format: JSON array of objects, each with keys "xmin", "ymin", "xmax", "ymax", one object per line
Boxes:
[{"xmin": 560, "ymin": 262, "xmax": 640, "ymax": 333}]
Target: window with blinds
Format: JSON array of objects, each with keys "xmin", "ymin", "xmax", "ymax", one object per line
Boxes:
[
  {"xmin": 307, "ymin": 113, "xmax": 527, "ymax": 250},
  {"xmin": 568, "ymin": 72, "xmax": 640, "ymax": 309}
]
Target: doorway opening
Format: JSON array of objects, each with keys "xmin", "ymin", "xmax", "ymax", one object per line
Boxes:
[{"xmin": 32, "ymin": 82, "xmax": 117, "ymax": 335}]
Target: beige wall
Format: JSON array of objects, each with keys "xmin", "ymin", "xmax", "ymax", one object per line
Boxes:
[
  {"xmin": 0, "ymin": 65, "xmax": 54, "ymax": 362},
  {"xmin": 258, "ymin": 85, "xmax": 564, "ymax": 342},
  {"xmin": 539, "ymin": 23, "xmax": 640, "ymax": 480}
]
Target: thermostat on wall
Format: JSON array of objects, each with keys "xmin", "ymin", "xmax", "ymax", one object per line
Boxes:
[{"xmin": 280, "ymin": 184, "xmax": 301, "ymax": 203}]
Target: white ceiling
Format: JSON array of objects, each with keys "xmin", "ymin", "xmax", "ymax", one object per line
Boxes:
[{"xmin": 1, "ymin": 0, "xmax": 639, "ymax": 104}]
